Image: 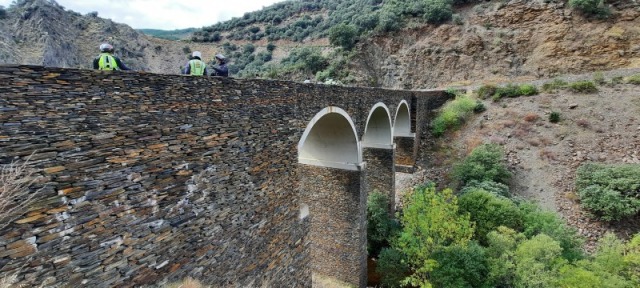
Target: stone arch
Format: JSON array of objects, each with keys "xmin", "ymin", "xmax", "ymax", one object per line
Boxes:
[
  {"xmin": 362, "ymin": 103, "xmax": 393, "ymax": 149},
  {"xmin": 394, "ymin": 100, "xmax": 412, "ymax": 137},
  {"xmin": 298, "ymin": 106, "xmax": 361, "ymax": 170}
]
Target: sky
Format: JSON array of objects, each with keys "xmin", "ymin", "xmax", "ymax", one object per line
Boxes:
[{"xmin": 0, "ymin": 0, "xmax": 286, "ymax": 30}]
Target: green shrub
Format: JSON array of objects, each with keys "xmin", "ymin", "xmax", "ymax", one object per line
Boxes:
[
  {"xmin": 485, "ymin": 227, "xmax": 524, "ymax": 287},
  {"xmin": 430, "ymin": 242, "xmax": 490, "ymax": 288},
  {"xmin": 475, "ymin": 84, "xmax": 497, "ymax": 99},
  {"xmin": 473, "ymin": 100, "xmax": 486, "ymax": 113},
  {"xmin": 569, "ymin": 0, "xmax": 610, "ymax": 18},
  {"xmin": 431, "ymin": 95, "xmax": 476, "ymax": 136},
  {"xmin": 493, "ymin": 84, "xmax": 521, "ymax": 100},
  {"xmin": 329, "ymin": 23, "xmax": 358, "ymax": 50},
  {"xmin": 182, "ymin": 46, "xmax": 191, "ymax": 55},
  {"xmin": 460, "ymin": 180, "xmax": 510, "ymax": 198},
  {"xmin": 453, "ymin": 144, "xmax": 512, "ymax": 186},
  {"xmin": 568, "ymin": 81, "xmax": 598, "ymax": 93},
  {"xmin": 377, "ymin": 248, "xmax": 409, "ymax": 288},
  {"xmin": 627, "ymin": 74, "xmax": 640, "ymax": 85},
  {"xmin": 459, "ymin": 190, "xmax": 523, "ymax": 245},
  {"xmin": 424, "ymin": 0, "xmax": 453, "ymax": 24},
  {"xmin": 578, "ymin": 186, "xmax": 640, "ymax": 221},
  {"xmin": 266, "ymin": 42, "xmax": 276, "ymax": 52},
  {"xmin": 576, "ymin": 163, "xmax": 640, "ymax": 221},
  {"xmin": 519, "ymin": 202, "xmax": 585, "ymax": 261},
  {"xmin": 518, "ymin": 84, "xmax": 538, "ymax": 96},
  {"xmin": 396, "ymin": 184, "xmax": 474, "ymax": 287},
  {"xmin": 514, "ymin": 234, "xmax": 564, "ymax": 288},
  {"xmin": 542, "ymin": 78, "xmax": 568, "ymax": 92},
  {"xmin": 367, "ymin": 191, "xmax": 399, "ymax": 256},
  {"xmin": 549, "ymin": 111, "xmax": 561, "ymax": 123},
  {"xmin": 593, "ymin": 71, "xmax": 605, "ymax": 85},
  {"xmin": 612, "ymin": 76, "xmax": 624, "ymax": 85}
]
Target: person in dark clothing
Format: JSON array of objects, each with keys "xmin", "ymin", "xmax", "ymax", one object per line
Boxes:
[
  {"xmin": 183, "ymin": 51, "xmax": 208, "ymax": 76},
  {"xmin": 211, "ymin": 54, "xmax": 228, "ymax": 77},
  {"xmin": 93, "ymin": 43, "xmax": 130, "ymax": 71}
]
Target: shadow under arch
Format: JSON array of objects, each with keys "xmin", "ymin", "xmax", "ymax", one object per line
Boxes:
[
  {"xmin": 362, "ymin": 103, "xmax": 393, "ymax": 149},
  {"xmin": 297, "ymin": 106, "xmax": 367, "ymax": 287},
  {"xmin": 393, "ymin": 100, "xmax": 416, "ymax": 168},
  {"xmin": 393, "ymin": 100, "xmax": 412, "ymax": 137},
  {"xmin": 298, "ymin": 106, "xmax": 361, "ymax": 170},
  {"xmin": 361, "ymin": 103, "xmax": 396, "ymax": 214}
]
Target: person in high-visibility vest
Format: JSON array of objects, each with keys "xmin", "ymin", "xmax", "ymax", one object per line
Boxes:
[
  {"xmin": 183, "ymin": 51, "xmax": 208, "ymax": 76},
  {"xmin": 93, "ymin": 43, "xmax": 130, "ymax": 71}
]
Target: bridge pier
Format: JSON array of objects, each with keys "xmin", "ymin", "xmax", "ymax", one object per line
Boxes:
[
  {"xmin": 362, "ymin": 147, "xmax": 396, "ymax": 213},
  {"xmin": 394, "ymin": 135, "xmax": 416, "ymax": 172},
  {"xmin": 299, "ymin": 164, "xmax": 367, "ymax": 288}
]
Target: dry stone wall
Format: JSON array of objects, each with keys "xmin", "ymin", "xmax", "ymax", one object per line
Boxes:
[{"xmin": 0, "ymin": 65, "xmax": 448, "ymax": 287}]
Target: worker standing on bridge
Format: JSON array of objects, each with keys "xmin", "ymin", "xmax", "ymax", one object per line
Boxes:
[
  {"xmin": 93, "ymin": 43, "xmax": 130, "ymax": 71},
  {"xmin": 211, "ymin": 54, "xmax": 228, "ymax": 77},
  {"xmin": 183, "ymin": 51, "xmax": 208, "ymax": 76}
]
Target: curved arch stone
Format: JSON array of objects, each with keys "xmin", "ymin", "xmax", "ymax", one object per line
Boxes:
[{"xmin": 298, "ymin": 107, "xmax": 362, "ymax": 170}]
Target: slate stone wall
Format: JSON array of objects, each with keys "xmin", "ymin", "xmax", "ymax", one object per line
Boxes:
[
  {"xmin": 0, "ymin": 65, "xmax": 448, "ymax": 287},
  {"xmin": 362, "ymin": 148, "xmax": 395, "ymax": 212}
]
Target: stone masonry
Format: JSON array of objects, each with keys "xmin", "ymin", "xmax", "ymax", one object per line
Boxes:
[{"xmin": 0, "ymin": 65, "xmax": 450, "ymax": 287}]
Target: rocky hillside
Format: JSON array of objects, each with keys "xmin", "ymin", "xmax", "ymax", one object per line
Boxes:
[
  {"xmin": 0, "ymin": 0, "xmax": 222, "ymax": 74},
  {"xmin": 351, "ymin": 0, "xmax": 640, "ymax": 89}
]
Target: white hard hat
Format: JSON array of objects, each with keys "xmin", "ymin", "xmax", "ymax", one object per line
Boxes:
[
  {"xmin": 99, "ymin": 43, "xmax": 113, "ymax": 52},
  {"xmin": 192, "ymin": 51, "xmax": 202, "ymax": 59},
  {"xmin": 215, "ymin": 53, "xmax": 225, "ymax": 60}
]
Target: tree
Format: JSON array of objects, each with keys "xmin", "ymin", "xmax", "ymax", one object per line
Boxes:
[
  {"xmin": 367, "ymin": 191, "xmax": 399, "ymax": 256},
  {"xmin": 396, "ymin": 184, "xmax": 474, "ymax": 287},
  {"xmin": 328, "ymin": 23, "xmax": 358, "ymax": 50}
]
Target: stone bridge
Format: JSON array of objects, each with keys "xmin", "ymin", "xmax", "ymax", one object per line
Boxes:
[{"xmin": 0, "ymin": 65, "xmax": 451, "ymax": 287}]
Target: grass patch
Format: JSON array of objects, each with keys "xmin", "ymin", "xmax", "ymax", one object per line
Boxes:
[
  {"xmin": 432, "ymin": 95, "xmax": 477, "ymax": 137},
  {"xmin": 568, "ymin": 81, "xmax": 598, "ymax": 93},
  {"xmin": 627, "ymin": 74, "xmax": 640, "ymax": 85},
  {"xmin": 476, "ymin": 83, "xmax": 540, "ymax": 100},
  {"xmin": 541, "ymin": 78, "xmax": 569, "ymax": 92},
  {"xmin": 592, "ymin": 71, "xmax": 605, "ymax": 85},
  {"xmin": 549, "ymin": 111, "xmax": 560, "ymax": 123}
]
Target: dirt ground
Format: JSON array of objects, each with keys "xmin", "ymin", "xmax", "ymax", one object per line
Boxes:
[{"xmin": 399, "ymin": 70, "xmax": 640, "ymax": 249}]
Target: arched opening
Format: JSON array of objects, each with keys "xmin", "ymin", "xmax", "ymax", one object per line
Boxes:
[
  {"xmin": 362, "ymin": 103, "xmax": 393, "ymax": 149},
  {"xmin": 298, "ymin": 107, "xmax": 361, "ymax": 170},
  {"xmin": 297, "ymin": 107, "xmax": 367, "ymax": 287},
  {"xmin": 393, "ymin": 100, "xmax": 412, "ymax": 137}
]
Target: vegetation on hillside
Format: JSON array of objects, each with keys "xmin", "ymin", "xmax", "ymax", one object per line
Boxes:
[
  {"xmin": 138, "ymin": 28, "xmax": 197, "ymax": 40},
  {"xmin": 576, "ymin": 163, "xmax": 640, "ymax": 221},
  {"xmin": 369, "ymin": 145, "xmax": 640, "ymax": 287}
]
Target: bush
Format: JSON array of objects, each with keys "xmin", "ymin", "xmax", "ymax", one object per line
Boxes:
[
  {"xmin": 459, "ymin": 190, "xmax": 523, "ymax": 245},
  {"xmin": 453, "ymin": 144, "xmax": 512, "ymax": 186},
  {"xmin": 473, "ymin": 100, "xmax": 486, "ymax": 113},
  {"xmin": 485, "ymin": 227, "xmax": 524, "ymax": 287},
  {"xmin": 396, "ymin": 184, "xmax": 474, "ymax": 287},
  {"xmin": 514, "ymin": 234, "xmax": 564, "ymax": 288},
  {"xmin": 367, "ymin": 191, "xmax": 399, "ymax": 256},
  {"xmin": 569, "ymin": 0, "xmax": 610, "ymax": 18},
  {"xmin": 476, "ymin": 84, "xmax": 497, "ymax": 99},
  {"xmin": 593, "ymin": 71, "xmax": 605, "ymax": 85},
  {"xmin": 329, "ymin": 23, "xmax": 358, "ymax": 50},
  {"xmin": 549, "ymin": 111, "xmax": 561, "ymax": 123},
  {"xmin": 0, "ymin": 6, "xmax": 6, "ymax": 19},
  {"xmin": 518, "ymin": 84, "xmax": 538, "ymax": 96},
  {"xmin": 519, "ymin": 202, "xmax": 585, "ymax": 261},
  {"xmin": 424, "ymin": 0, "xmax": 453, "ymax": 24},
  {"xmin": 266, "ymin": 42, "xmax": 276, "ymax": 52},
  {"xmin": 430, "ymin": 242, "xmax": 490, "ymax": 288},
  {"xmin": 627, "ymin": 74, "xmax": 640, "ymax": 85},
  {"xmin": 377, "ymin": 248, "xmax": 410, "ymax": 288},
  {"xmin": 431, "ymin": 95, "xmax": 476, "ymax": 136},
  {"xmin": 578, "ymin": 186, "xmax": 640, "ymax": 221},
  {"xmin": 182, "ymin": 46, "xmax": 191, "ymax": 55},
  {"xmin": 542, "ymin": 78, "xmax": 568, "ymax": 92},
  {"xmin": 568, "ymin": 81, "xmax": 598, "ymax": 93},
  {"xmin": 576, "ymin": 163, "xmax": 640, "ymax": 221},
  {"xmin": 460, "ymin": 180, "xmax": 510, "ymax": 198}
]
